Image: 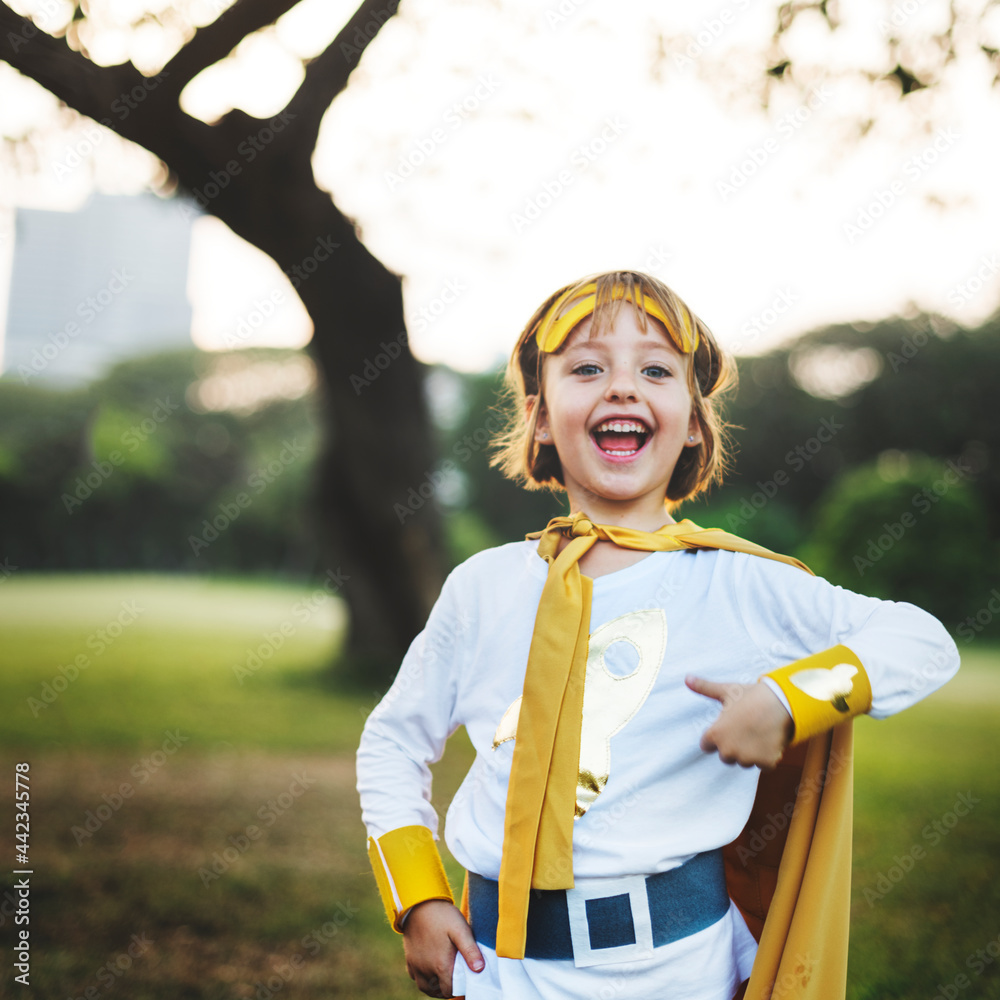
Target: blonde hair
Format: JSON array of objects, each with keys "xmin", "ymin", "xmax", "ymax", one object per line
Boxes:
[{"xmin": 490, "ymin": 270, "xmax": 736, "ymax": 507}]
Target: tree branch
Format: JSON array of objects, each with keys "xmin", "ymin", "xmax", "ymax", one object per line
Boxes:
[
  {"xmin": 0, "ymin": 4, "xmax": 237, "ymax": 194},
  {"xmin": 282, "ymin": 0, "xmax": 401, "ymax": 153},
  {"xmin": 1, "ymin": 0, "xmax": 402, "ymax": 195},
  {"xmin": 161, "ymin": 0, "xmax": 304, "ymax": 98},
  {"xmin": 0, "ymin": 4, "xmax": 137, "ymax": 126}
]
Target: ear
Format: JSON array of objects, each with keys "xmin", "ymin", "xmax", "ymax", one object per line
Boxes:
[
  {"xmin": 526, "ymin": 394, "xmax": 551, "ymax": 444},
  {"xmin": 685, "ymin": 410, "xmax": 703, "ymax": 447}
]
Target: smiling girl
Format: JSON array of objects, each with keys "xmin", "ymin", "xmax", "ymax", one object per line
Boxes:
[{"xmin": 356, "ymin": 270, "xmax": 959, "ymax": 1000}]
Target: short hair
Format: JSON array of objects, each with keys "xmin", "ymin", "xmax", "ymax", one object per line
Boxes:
[{"xmin": 490, "ymin": 270, "xmax": 737, "ymax": 507}]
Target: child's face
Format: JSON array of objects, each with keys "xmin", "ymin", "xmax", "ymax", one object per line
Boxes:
[{"xmin": 531, "ymin": 306, "xmax": 702, "ymax": 521}]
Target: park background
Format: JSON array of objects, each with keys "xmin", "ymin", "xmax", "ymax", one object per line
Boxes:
[{"xmin": 1, "ymin": 0, "xmax": 1000, "ymax": 997}]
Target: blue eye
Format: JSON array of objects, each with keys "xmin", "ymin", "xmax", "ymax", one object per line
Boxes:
[
  {"xmin": 643, "ymin": 365, "xmax": 672, "ymax": 378},
  {"xmin": 572, "ymin": 363, "xmax": 602, "ymax": 376}
]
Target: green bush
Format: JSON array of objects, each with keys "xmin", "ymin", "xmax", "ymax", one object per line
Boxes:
[
  {"xmin": 0, "ymin": 349, "xmax": 321, "ymax": 576},
  {"xmin": 801, "ymin": 453, "xmax": 997, "ymax": 630}
]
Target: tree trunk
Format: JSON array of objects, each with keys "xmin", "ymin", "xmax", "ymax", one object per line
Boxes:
[
  {"xmin": 0, "ymin": 0, "xmax": 447, "ymax": 687},
  {"xmin": 217, "ymin": 169, "xmax": 447, "ymax": 688}
]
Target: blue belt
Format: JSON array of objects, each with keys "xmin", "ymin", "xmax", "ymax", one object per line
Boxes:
[{"xmin": 468, "ymin": 849, "xmax": 730, "ymax": 966}]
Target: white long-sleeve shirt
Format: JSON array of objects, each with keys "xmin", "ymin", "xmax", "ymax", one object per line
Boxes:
[{"xmin": 356, "ymin": 539, "xmax": 959, "ymax": 999}]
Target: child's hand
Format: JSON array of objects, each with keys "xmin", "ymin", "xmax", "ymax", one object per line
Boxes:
[
  {"xmin": 402, "ymin": 898, "xmax": 485, "ymax": 998},
  {"xmin": 685, "ymin": 676, "xmax": 794, "ymax": 769}
]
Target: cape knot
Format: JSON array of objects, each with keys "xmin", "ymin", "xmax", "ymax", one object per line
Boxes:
[{"xmin": 569, "ymin": 516, "xmax": 595, "ymax": 537}]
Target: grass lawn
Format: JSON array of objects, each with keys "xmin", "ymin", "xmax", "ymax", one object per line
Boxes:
[
  {"xmin": 0, "ymin": 574, "xmax": 997, "ymax": 999},
  {"xmin": 849, "ymin": 646, "xmax": 1000, "ymax": 1000}
]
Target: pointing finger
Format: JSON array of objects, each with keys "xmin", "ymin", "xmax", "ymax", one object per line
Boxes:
[{"xmin": 685, "ymin": 674, "xmax": 728, "ymax": 703}]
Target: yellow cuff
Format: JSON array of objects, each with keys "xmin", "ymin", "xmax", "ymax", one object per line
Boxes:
[
  {"xmin": 762, "ymin": 644, "xmax": 873, "ymax": 746},
  {"xmin": 367, "ymin": 825, "xmax": 454, "ymax": 932}
]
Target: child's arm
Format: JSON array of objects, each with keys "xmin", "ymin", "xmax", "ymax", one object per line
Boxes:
[
  {"xmin": 687, "ymin": 555, "xmax": 959, "ymax": 767},
  {"xmin": 402, "ymin": 900, "xmax": 485, "ymax": 998},
  {"xmin": 357, "ymin": 564, "xmax": 487, "ymax": 992}
]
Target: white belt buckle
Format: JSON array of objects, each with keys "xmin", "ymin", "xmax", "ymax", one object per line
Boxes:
[{"xmin": 565, "ymin": 875, "xmax": 655, "ymax": 968}]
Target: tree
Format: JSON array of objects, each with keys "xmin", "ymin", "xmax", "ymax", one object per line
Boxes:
[{"xmin": 0, "ymin": 0, "xmax": 443, "ymax": 684}]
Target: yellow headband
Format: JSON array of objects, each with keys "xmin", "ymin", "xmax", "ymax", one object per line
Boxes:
[{"xmin": 534, "ymin": 282, "xmax": 699, "ymax": 355}]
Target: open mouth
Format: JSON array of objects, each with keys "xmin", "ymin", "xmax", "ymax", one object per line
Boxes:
[{"xmin": 591, "ymin": 419, "xmax": 651, "ymax": 458}]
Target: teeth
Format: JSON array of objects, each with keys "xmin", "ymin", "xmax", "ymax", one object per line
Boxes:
[{"xmin": 594, "ymin": 420, "xmax": 649, "ymax": 434}]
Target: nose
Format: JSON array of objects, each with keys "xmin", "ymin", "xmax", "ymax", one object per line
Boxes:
[{"xmin": 605, "ymin": 364, "xmax": 639, "ymax": 402}]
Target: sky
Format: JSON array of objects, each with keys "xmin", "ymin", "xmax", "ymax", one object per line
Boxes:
[{"xmin": 1, "ymin": 0, "xmax": 999, "ymax": 377}]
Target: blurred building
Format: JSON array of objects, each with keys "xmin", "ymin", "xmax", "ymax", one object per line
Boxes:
[{"xmin": 1, "ymin": 193, "xmax": 194, "ymax": 385}]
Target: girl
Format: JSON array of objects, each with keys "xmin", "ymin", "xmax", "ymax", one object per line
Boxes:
[{"xmin": 356, "ymin": 271, "xmax": 959, "ymax": 1000}]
